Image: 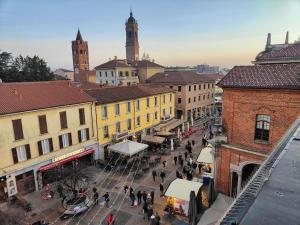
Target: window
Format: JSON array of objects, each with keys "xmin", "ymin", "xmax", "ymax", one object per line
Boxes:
[
  {"xmin": 163, "ymin": 109, "xmax": 166, "ymax": 117},
  {"xmin": 146, "ymin": 98, "xmax": 150, "ymax": 107},
  {"xmin": 127, "ymin": 119, "xmax": 132, "ymax": 130},
  {"xmin": 137, "ymin": 116, "xmax": 140, "ymax": 126},
  {"xmin": 103, "ymin": 126, "xmax": 109, "ymax": 138},
  {"xmin": 170, "ymin": 107, "xmax": 172, "ymax": 115},
  {"xmin": 188, "ymin": 98, "xmax": 191, "ymax": 103},
  {"xmin": 207, "ymin": 94, "xmax": 210, "ymax": 99},
  {"xmin": 155, "ymin": 97, "xmax": 158, "ymax": 107},
  {"xmin": 211, "ymin": 93, "xmax": 214, "ymax": 98},
  {"xmin": 155, "ymin": 112, "xmax": 158, "ymax": 120},
  {"xmin": 208, "ymin": 84, "xmax": 210, "ymax": 89},
  {"xmin": 136, "ymin": 100, "xmax": 140, "ymax": 111},
  {"xmin": 199, "ymin": 85, "xmax": 201, "ymax": 90},
  {"xmin": 59, "ymin": 133, "xmax": 72, "ymax": 148},
  {"xmin": 60, "ymin": 111, "xmax": 68, "ymax": 129},
  {"xmin": 194, "ymin": 85, "xmax": 196, "ymax": 91},
  {"xmin": 198, "ymin": 96, "xmax": 201, "ymax": 101},
  {"xmin": 125, "ymin": 71, "xmax": 129, "ymax": 77},
  {"xmin": 178, "ymin": 86, "xmax": 181, "ymax": 92},
  {"xmin": 111, "ymin": 71, "xmax": 114, "ymax": 77},
  {"xmin": 169, "ymin": 86, "xmax": 173, "ymax": 89},
  {"xmin": 119, "ymin": 71, "xmax": 123, "ymax": 77},
  {"xmin": 105, "ymin": 71, "xmax": 108, "ymax": 77},
  {"xmin": 12, "ymin": 119, "xmax": 24, "ymax": 140},
  {"xmin": 178, "ymin": 98, "xmax": 182, "ymax": 104},
  {"xmin": 170, "ymin": 94, "xmax": 172, "ymax": 103},
  {"xmin": 38, "ymin": 115, "xmax": 48, "ymax": 135},
  {"xmin": 203, "ymin": 95, "xmax": 205, "ymax": 100},
  {"xmin": 204, "ymin": 84, "xmax": 206, "ymax": 89},
  {"xmin": 116, "ymin": 122, "xmax": 121, "ymax": 133},
  {"xmin": 12, "ymin": 145, "xmax": 31, "ymax": 163},
  {"xmin": 99, "ymin": 71, "xmax": 102, "ymax": 77},
  {"xmin": 79, "ymin": 108, "xmax": 85, "ymax": 125},
  {"xmin": 147, "ymin": 113, "xmax": 150, "ymax": 123},
  {"xmin": 102, "ymin": 105, "xmax": 108, "ymax": 119},
  {"xmin": 78, "ymin": 128, "xmax": 89, "ymax": 143},
  {"xmin": 254, "ymin": 115, "xmax": 270, "ymax": 142},
  {"xmin": 163, "ymin": 95, "xmax": 166, "ymax": 104},
  {"xmin": 115, "ymin": 104, "xmax": 120, "ymax": 116},
  {"xmin": 194, "ymin": 97, "xmax": 196, "ymax": 102},
  {"xmin": 189, "ymin": 86, "xmax": 191, "ymax": 91},
  {"xmin": 38, "ymin": 139, "xmax": 53, "ymax": 155},
  {"xmin": 127, "ymin": 102, "xmax": 131, "ymax": 113}
]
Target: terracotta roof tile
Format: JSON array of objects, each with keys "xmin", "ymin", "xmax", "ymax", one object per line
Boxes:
[
  {"xmin": 147, "ymin": 71, "xmax": 214, "ymax": 84},
  {"xmin": 85, "ymin": 85, "xmax": 173, "ymax": 104},
  {"xmin": 218, "ymin": 63, "xmax": 300, "ymax": 89},
  {"xmin": 0, "ymin": 81, "xmax": 94, "ymax": 115},
  {"xmin": 132, "ymin": 60, "xmax": 164, "ymax": 68},
  {"xmin": 94, "ymin": 59, "xmax": 132, "ymax": 70}
]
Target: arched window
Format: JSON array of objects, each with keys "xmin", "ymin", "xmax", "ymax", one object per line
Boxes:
[
  {"xmin": 128, "ymin": 31, "xmax": 132, "ymax": 38},
  {"xmin": 80, "ymin": 50, "xmax": 83, "ymax": 54},
  {"xmin": 254, "ymin": 114, "xmax": 270, "ymax": 141}
]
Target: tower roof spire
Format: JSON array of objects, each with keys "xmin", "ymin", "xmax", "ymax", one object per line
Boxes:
[
  {"xmin": 285, "ymin": 31, "xmax": 289, "ymax": 44},
  {"xmin": 130, "ymin": 8, "xmax": 133, "ymax": 17},
  {"xmin": 76, "ymin": 28, "xmax": 83, "ymax": 41}
]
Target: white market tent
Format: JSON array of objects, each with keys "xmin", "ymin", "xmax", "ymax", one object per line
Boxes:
[
  {"xmin": 165, "ymin": 179, "xmax": 203, "ymax": 201},
  {"xmin": 197, "ymin": 144, "xmax": 214, "ymax": 164},
  {"xmin": 108, "ymin": 140, "xmax": 148, "ymax": 157}
]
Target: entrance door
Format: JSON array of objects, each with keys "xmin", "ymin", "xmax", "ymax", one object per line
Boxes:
[
  {"xmin": 16, "ymin": 171, "xmax": 35, "ymax": 195},
  {"xmin": 231, "ymin": 172, "xmax": 238, "ymax": 197}
]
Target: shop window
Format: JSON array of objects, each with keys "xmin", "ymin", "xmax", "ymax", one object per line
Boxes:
[
  {"xmin": 12, "ymin": 119, "xmax": 24, "ymax": 140},
  {"xmin": 79, "ymin": 108, "xmax": 85, "ymax": 125},
  {"xmin": 147, "ymin": 113, "xmax": 150, "ymax": 123},
  {"xmin": 103, "ymin": 126, "xmax": 109, "ymax": 138},
  {"xmin": 127, "ymin": 101, "xmax": 131, "ymax": 113},
  {"xmin": 102, "ymin": 105, "xmax": 108, "ymax": 119},
  {"xmin": 254, "ymin": 115, "xmax": 270, "ymax": 142},
  {"xmin": 60, "ymin": 111, "xmax": 68, "ymax": 129},
  {"xmin": 127, "ymin": 119, "xmax": 132, "ymax": 130},
  {"xmin": 78, "ymin": 128, "xmax": 89, "ymax": 143},
  {"xmin": 116, "ymin": 122, "xmax": 121, "ymax": 133},
  {"xmin": 136, "ymin": 116, "xmax": 140, "ymax": 126},
  {"xmin": 38, "ymin": 115, "xmax": 48, "ymax": 134},
  {"xmin": 115, "ymin": 104, "xmax": 120, "ymax": 116}
]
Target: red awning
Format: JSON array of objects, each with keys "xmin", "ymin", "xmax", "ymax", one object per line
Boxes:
[{"xmin": 39, "ymin": 148, "xmax": 94, "ymax": 172}]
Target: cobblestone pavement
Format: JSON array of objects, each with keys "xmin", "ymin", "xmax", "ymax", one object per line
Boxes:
[{"xmin": 4, "ymin": 122, "xmax": 218, "ymax": 225}]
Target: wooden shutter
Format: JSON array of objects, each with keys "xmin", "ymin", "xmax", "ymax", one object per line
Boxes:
[
  {"xmin": 79, "ymin": 108, "xmax": 85, "ymax": 125},
  {"xmin": 37, "ymin": 141, "xmax": 43, "ymax": 155},
  {"xmin": 78, "ymin": 130, "xmax": 82, "ymax": 143},
  {"xmin": 49, "ymin": 138, "xmax": 53, "ymax": 152},
  {"xmin": 59, "ymin": 135, "xmax": 63, "ymax": 149},
  {"xmin": 68, "ymin": 133, "xmax": 72, "ymax": 146},
  {"xmin": 86, "ymin": 128, "xmax": 90, "ymax": 140},
  {"xmin": 25, "ymin": 144, "xmax": 31, "ymax": 159},
  {"xmin": 12, "ymin": 148, "xmax": 18, "ymax": 164},
  {"xmin": 38, "ymin": 115, "xmax": 48, "ymax": 134},
  {"xmin": 60, "ymin": 112, "xmax": 68, "ymax": 129},
  {"xmin": 12, "ymin": 119, "xmax": 24, "ymax": 140}
]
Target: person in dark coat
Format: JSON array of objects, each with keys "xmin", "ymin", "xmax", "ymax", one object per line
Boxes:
[
  {"xmin": 150, "ymin": 191, "xmax": 155, "ymax": 204},
  {"xmin": 103, "ymin": 192, "xmax": 110, "ymax": 208},
  {"xmin": 180, "ymin": 158, "xmax": 184, "ymax": 168},
  {"xmin": 184, "ymin": 151, "xmax": 188, "ymax": 161},
  {"xmin": 159, "ymin": 183, "xmax": 164, "ymax": 197},
  {"xmin": 152, "ymin": 170, "xmax": 157, "ymax": 182},
  {"xmin": 176, "ymin": 170, "xmax": 180, "ymax": 178},
  {"xmin": 137, "ymin": 190, "xmax": 142, "ymax": 204},
  {"xmin": 129, "ymin": 187, "xmax": 133, "ymax": 196},
  {"xmin": 143, "ymin": 202, "xmax": 148, "ymax": 220},
  {"xmin": 162, "ymin": 160, "xmax": 166, "ymax": 168},
  {"xmin": 202, "ymin": 137, "xmax": 206, "ymax": 146},
  {"xmin": 198, "ymin": 164, "xmax": 203, "ymax": 174},
  {"xmin": 192, "ymin": 140, "xmax": 195, "ymax": 146},
  {"xmin": 160, "ymin": 171, "xmax": 166, "ymax": 182},
  {"xmin": 173, "ymin": 156, "xmax": 178, "ymax": 165},
  {"xmin": 93, "ymin": 191, "xmax": 99, "ymax": 205},
  {"xmin": 130, "ymin": 192, "xmax": 136, "ymax": 206},
  {"xmin": 155, "ymin": 212, "xmax": 161, "ymax": 225},
  {"xmin": 147, "ymin": 206, "xmax": 154, "ymax": 221},
  {"xmin": 142, "ymin": 191, "xmax": 147, "ymax": 203},
  {"xmin": 187, "ymin": 140, "xmax": 191, "ymax": 146}
]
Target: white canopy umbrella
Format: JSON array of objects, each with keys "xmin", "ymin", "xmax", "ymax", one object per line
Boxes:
[
  {"xmin": 108, "ymin": 140, "xmax": 148, "ymax": 157},
  {"xmin": 197, "ymin": 145, "xmax": 214, "ymax": 164}
]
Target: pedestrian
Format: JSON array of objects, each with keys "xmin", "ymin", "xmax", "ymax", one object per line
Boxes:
[
  {"xmin": 202, "ymin": 137, "xmax": 206, "ymax": 146},
  {"xmin": 174, "ymin": 156, "xmax": 178, "ymax": 165},
  {"xmin": 129, "ymin": 187, "xmax": 134, "ymax": 196},
  {"xmin": 176, "ymin": 170, "xmax": 180, "ymax": 178},
  {"xmin": 178, "ymin": 153, "xmax": 182, "ymax": 162},
  {"xmin": 150, "ymin": 191, "xmax": 155, "ymax": 204},
  {"xmin": 160, "ymin": 171, "xmax": 166, "ymax": 182},
  {"xmin": 162, "ymin": 160, "xmax": 167, "ymax": 168},
  {"xmin": 180, "ymin": 158, "xmax": 184, "ymax": 168},
  {"xmin": 155, "ymin": 212, "xmax": 161, "ymax": 225},
  {"xmin": 57, "ymin": 184, "xmax": 63, "ymax": 198},
  {"xmin": 150, "ymin": 213, "xmax": 156, "ymax": 225},
  {"xmin": 147, "ymin": 205, "xmax": 153, "ymax": 221},
  {"xmin": 142, "ymin": 191, "xmax": 147, "ymax": 203},
  {"xmin": 188, "ymin": 140, "xmax": 191, "ymax": 146},
  {"xmin": 130, "ymin": 192, "xmax": 136, "ymax": 206},
  {"xmin": 103, "ymin": 192, "xmax": 110, "ymax": 208},
  {"xmin": 124, "ymin": 185, "xmax": 128, "ymax": 194},
  {"xmin": 192, "ymin": 140, "xmax": 195, "ymax": 146},
  {"xmin": 210, "ymin": 130, "xmax": 213, "ymax": 139},
  {"xmin": 108, "ymin": 213, "xmax": 114, "ymax": 225},
  {"xmin": 184, "ymin": 151, "xmax": 188, "ymax": 161},
  {"xmin": 93, "ymin": 191, "xmax": 99, "ymax": 206},
  {"xmin": 143, "ymin": 202, "xmax": 148, "ymax": 220},
  {"xmin": 159, "ymin": 183, "xmax": 164, "ymax": 197},
  {"xmin": 152, "ymin": 169, "xmax": 157, "ymax": 182},
  {"xmin": 137, "ymin": 190, "xmax": 142, "ymax": 204}
]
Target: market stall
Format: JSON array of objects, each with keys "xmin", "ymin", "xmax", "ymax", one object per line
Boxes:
[
  {"xmin": 164, "ymin": 178, "xmax": 203, "ymax": 216},
  {"xmin": 108, "ymin": 140, "xmax": 148, "ymax": 157},
  {"xmin": 197, "ymin": 144, "xmax": 214, "ymax": 179}
]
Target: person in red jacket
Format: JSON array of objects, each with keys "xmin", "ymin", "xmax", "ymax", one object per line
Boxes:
[{"xmin": 107, "ymin": 213, "xmax": 114, "ymax": 225}]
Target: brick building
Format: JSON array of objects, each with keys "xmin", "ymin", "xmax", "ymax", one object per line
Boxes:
[
  {"xmin": 72, "ymin": 29, "xmax": 89, "ymax": 73},
  {"xmin": 216, "ymin": 53, "xmax": 300, "ymax": 196}
]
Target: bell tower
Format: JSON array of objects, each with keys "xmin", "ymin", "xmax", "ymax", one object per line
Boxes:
[
  {"xmin": 72, "ymin": 29, "xmax": 89, "ymax": 73},
  {"xmin": 125, "ymin": 10, "xmax": 139, "ymax": 62}
]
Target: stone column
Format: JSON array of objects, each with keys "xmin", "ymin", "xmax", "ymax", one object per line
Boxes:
[{"xmin": 237, "ymin": 172, "xmax": 242, "ymax": 194}]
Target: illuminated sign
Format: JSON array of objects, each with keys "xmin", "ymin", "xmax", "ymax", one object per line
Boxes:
[{"xmin": 52, "ymin": 149, "xmax": 84, "ymax": 163}]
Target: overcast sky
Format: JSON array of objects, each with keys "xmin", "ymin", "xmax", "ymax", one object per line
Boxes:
[{"xmin": 1, "ymin": 0, "xmax": 300, "ymax": 70}]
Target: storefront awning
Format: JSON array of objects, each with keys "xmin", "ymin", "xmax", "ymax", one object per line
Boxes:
[
  {"xmin": 197, "ymin": 145, "xmax": 214, "ymax": 164},
  {"xmin": 108, "ymin": 140, "xmax": 148, "ymax": 157},
  {"xmin": 154, "ymin": 119, "xmax": 186, "ymax": 132},
  {"xmin": 142, "ymin": 135, "xmax": 165, "ymax": 144},
  {"xmin": 165, "ymin": 179, "xmax": 203, "ymax": 201},
  {"xmin": 155, "ymin": 131, "xmax": 175, "ymax": 137},
  {"xmin": 39, "ymin": 148, "xmax": 94, "ymax": 172}
]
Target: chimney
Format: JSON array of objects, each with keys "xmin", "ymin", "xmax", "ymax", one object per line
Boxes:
[
  {"xmin": 266, "ymin": 33, "xmax": 271, "ymax": 49},
  {"xmin": 285, "ymin": 31, "xmax": 289, "ymax": 44}
]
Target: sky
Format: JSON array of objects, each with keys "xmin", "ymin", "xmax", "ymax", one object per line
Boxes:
[{"xmin": 0, "ymin": 0, "xmax": 300, "ymax": 70}]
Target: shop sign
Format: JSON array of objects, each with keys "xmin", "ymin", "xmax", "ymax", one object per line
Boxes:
[
  {"xmin": 6, "ymin": 175, "xmax": 17, "ymax": 197},
  {"xmin": 52, "ymin": 149, "xmax": 84, "ymax": 163}
]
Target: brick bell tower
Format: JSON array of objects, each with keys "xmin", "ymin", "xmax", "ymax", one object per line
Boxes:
[
  {"xmin": 125, "ymin": 10, "xmax": 139, "ymax": 62},
  {"xmin": 72, "ymin": 29, "xmax": 89, "ymax": 73}
]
